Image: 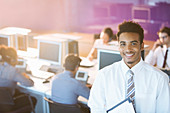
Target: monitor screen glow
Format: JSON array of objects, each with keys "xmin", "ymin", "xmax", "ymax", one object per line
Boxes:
[
  {"xmin": 38, "ymin": 40, "xmax": 62, "ymax": 66},
  {"xmin": 75, "ymin": 70, "xmax": 88, "ymax": 81},
  {"xmin": 98, "ymin": 50, "xmax": 122, "ymax": 70}
]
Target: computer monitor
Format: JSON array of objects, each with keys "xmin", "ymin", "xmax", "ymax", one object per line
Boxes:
[
  {"xmin": 98, "ymin": 49, "xmax": 122, "ymax": 70},
  {"xmin": 75, "ymin": 70, "xmax": 88, "ymax": 84},
  {"xmin": 38, "ymin": 39, "xmax": 79, "ymax": 66},
  {"xmin": 0, "ymin": 34, "xmax": 11, "ymax": 46},
  {"xmin": 75, "ymin": 71, "xmax": 88, "ymax": 81},
  {"xmin": 38, "ymin": 40, "xmax": 62, "ymax": 66},
  {"xmin": 98, "ymin": 49, "xmax": 145, "ymax": 70},
  {"xmin": 132, "ymin": 6, "xmax": 151, "ymax": 23},
  {"xmin": 0, "ymin": 34, "xmax": 27, "ymax": 51},
  {"xmin": 16, "ymin": 59, "xmax": 27, "ymax": 72}
]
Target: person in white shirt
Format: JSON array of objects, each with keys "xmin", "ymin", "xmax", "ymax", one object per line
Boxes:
[
  {"xmin": 87, "ymin": 27, "xmax": 116, "ymax": 61},
  {"xmin": 88, "ymin": 21, "xmax": 170, "ymax": 113},
  {"xmin": 145, "ymin": 27, "xmax": 170, "ymax": 69}
]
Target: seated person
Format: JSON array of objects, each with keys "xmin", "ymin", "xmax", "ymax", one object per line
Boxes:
[
  {"xmin": 145, "ymin": 27, "xmax": 170, "ymax": 69},
  {"xmin": 87, "ymin": 27, "xmax": 116, "ymax": 61},
  {"xmin": 0, "ymin": 45, "xmax": 37, "ymax": 112},
  {"xmin": 51, "ymin": 54, "xmax": 90, "ymax": 113}
]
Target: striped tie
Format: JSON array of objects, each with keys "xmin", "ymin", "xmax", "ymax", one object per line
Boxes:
[{"xmin": 127, "ymin": 70, "xmax": 135, "ymax": 103}]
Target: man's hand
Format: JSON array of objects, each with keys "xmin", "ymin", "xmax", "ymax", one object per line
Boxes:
[{"xmin": 152, "ymin": 39, "xmax": 163, "ymax": 51}]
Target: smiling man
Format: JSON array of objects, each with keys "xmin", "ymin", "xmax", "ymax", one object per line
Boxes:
[{"xmin": 88, "ymin": 21, "xmax": 170, "ymax": 113}]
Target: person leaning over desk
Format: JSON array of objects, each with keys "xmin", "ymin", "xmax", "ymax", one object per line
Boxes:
[
  {"xmin": 87, "ymin": 27, "xmax": 116, "ymax": 61},
  {"xmin": 88, "ymin": 21, "xmax": 170, "ymax": 113},
  {"xmin": 0, "ymin": 45, "xmax": 37, "ymax": 112},
  {"xmin": 51, "ymin": 54, "xmax": 91, "ymax": 113},
  {"xmin": 145, "ymin": 27, "xmax": 170, "ymax": 69}
]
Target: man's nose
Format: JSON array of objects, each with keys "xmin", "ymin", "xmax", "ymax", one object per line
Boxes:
[{"xmin": 125, "ymin": 44, "xmax": 132, "ymax": 51}]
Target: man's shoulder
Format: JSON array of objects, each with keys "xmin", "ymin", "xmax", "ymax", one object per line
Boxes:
[
  {"xmin": 154, "ymin": 46, "xmax": 163, "ymax": 53},
  {"xmin": 99, "ymin": 61, "xmax": 121, "ymax": 73},
  {"xmin": 143, "ymin": 62, "xmax": 168, "ymax": 78},
  {"xmin": 51, "ymin": 73, "xmax": 64, "ymax": 81}
]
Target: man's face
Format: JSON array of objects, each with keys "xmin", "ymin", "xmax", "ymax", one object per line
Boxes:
[
  {"xmin": 118, "ymin": 32, "xmax": 144, "ymax": 68},
  {"xmin": 159, "ymin": 32, "xmax": 170, "ymax": 46},
  {"xmin": 100, "ymin": 32, "xmax": 110, "ymax": 44}
]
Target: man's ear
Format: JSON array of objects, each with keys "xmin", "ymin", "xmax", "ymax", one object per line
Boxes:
[
  {"xmin": 75, "ymin": 65, "xmax": 79, "ymax": 71},
  {"xmin": 140, "ymin": 42, "xmax": 144, "ymax": 51}
]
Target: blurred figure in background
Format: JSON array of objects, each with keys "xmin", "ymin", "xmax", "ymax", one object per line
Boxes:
[
  {"xmin": 0, "ymin": 45, "xmax": 36, "ymax": 113},
  {"xmin": 51, "ymin": 54, "xmax": 90, "ymax": 113},
  {"xmin": 87, "ymin": 27, "xmax": 116, "ymax": 61},
  {"xmin": 145, "ymin": 27, "xmax": 170, "ymax": 69}
]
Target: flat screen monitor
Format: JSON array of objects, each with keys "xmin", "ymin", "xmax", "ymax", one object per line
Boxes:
[
  {"xmin": 38, "ymin": 40, "xmax": 62, "ymax": 66},
  {"xmin": 98, "ymin": 50, "xmax": 122, "ymax": 70},
  {"xmin": 132, "ymin": 7, "xmax": 150, "ymax": 22},
  {"xmin": 134, "ymin": 10, "xmax": 149, "ymax": 20},
  {"xmin": 75, "ymin": 70, "xmax": 88, "ymax": 81},
  {"xmin": 0, "ymin": 35, "xmax": 10, "ymax": 46},
  {"xmin": 98, "ymin": 49, "xmax": 145, "ymax": 70}
]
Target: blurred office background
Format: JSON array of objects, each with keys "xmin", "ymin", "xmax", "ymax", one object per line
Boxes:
[{"xmin": 0, "ymin": 0, "xmax": 170, "ymax": 41}]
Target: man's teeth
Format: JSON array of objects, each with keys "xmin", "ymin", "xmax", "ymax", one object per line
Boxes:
[{"xmin": 126, "ymin": 54, "xmax": 133, "ymax": 57}]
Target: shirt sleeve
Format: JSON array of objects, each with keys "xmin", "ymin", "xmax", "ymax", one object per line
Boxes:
[
  {"xmin": 88, "ymin": 71, "xmax": 107, "ymax": 113},
  {"xmin": 145, "ymin": 50, "xmax": 156, "ymax": 65},
  {"xmin": 93, "ymin": 39, "xmax": 102, "ymax": 48},
  {"xmin": 156, "ymin": 74, "xmax": 170, "ymax": 113},
  {"xmin": 13, "ymin": 69, "xmax": 34, "ymax": 87},
  {"xmin": 75, "ymin": 82, "xmax": 90, "ymax": 99}
]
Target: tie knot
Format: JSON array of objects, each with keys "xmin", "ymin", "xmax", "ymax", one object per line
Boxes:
[
  {"xmin": 128, "ymin": 70, "xmax": 134, "ymax": 75},
  {"xmin": 166, "ymin": 49, "xmax": 168, "ymax": 52}
]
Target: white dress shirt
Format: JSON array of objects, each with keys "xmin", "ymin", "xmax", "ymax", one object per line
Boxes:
[
  {"xmin": 145, "ymin": 46, "xmax": 170, "ymax": 69},
  {"xmin": 88, "ymin": 59, "xmax": 170, "ymax": 113}
]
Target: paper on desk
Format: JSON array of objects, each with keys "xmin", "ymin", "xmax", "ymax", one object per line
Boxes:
[
  {"xmin": 107, "ymin": 98, "xmax": 135, "ymax": 113},
  {"xmin": 80, "ymin": 57, "xmax": 95, "ymax": 67}
]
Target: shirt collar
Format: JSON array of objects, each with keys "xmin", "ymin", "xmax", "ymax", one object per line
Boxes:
[
  {"xmin": 120, "ymin": 59, "xmax": 129, "ymax": 76},
  {"xmin": 163, "ymin": 46, "xmax": 170, "ymax": 51},
  {"xmin": 64, "ymin": 70, "xmax": 74, "ymax": 78},
  {"xmin": 4, "ymin": 62, "xmax": 10, "ymax": 66},
  {"xmin": 121, "ymin": 58, "xmax": 144, "ymax": 75}
]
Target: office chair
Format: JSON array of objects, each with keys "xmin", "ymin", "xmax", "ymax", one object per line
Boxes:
[
  {"xmin": 0, "ymin": 87, "xmax": 35, "ymax": 113},
  {"xmin": 44, "ymin": 97, "xmax": 83, "ymax": 113}
]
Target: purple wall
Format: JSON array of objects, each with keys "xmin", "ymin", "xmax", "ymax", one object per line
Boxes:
[{"xmin": 0, "ymin": 0, "xmax": 169, "ymax": 41}]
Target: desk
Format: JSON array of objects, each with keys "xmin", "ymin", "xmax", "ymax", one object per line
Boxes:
[
  {"xmin": 17, "ymin": 59, "xmax": 98, "ymax": 113},
  {"xmin": 17, "ymin": 76, "xmax": 89, "ymax": 113}
]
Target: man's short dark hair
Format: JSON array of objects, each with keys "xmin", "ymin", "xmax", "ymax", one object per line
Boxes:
[
  {"xmin": 63, "ymin": 54, "xmax": 81, "ymax": 71},
  {"xmin": 158, "ymin": 27, "xmax": 170, "ymax": 36},
  {"xmin": 117, "ymin": 21, "xmax": 144, "ymax": 44}
]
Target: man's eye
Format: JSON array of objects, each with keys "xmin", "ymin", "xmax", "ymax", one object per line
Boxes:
[
  {"xmin": 131, "ymin": 42, "xmax": 137, "ymax": 46},
  {"xmin": 120, "ymin": 43, "xmax": 125, "ymax": 46}
]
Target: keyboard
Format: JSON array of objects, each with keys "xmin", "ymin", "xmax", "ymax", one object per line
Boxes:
[{"xmin": 31, "ymin": 70, "xmax": 55, "ymax": 79}]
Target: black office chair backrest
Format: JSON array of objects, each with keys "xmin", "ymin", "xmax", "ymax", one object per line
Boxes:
[
  {"xmin": 44, "ymin": 97, "xmax": 83, "ymax": 113},
  {"xmin": 0, "ymin": 87, "xmax": 35, "ymax": 113},
  {"xmin": 0, "ymin": 87, "xmax": 14, "ymax": 105}
]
